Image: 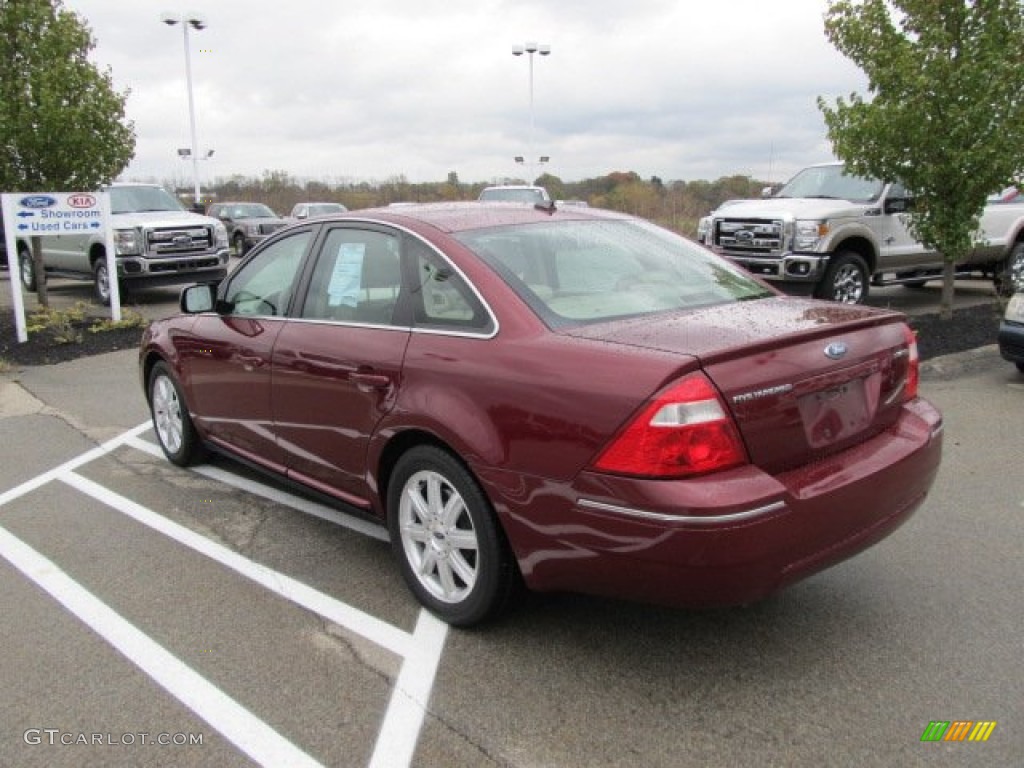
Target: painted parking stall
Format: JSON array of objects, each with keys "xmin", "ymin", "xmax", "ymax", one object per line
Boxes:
[{"xmin": 0, "ymin": 422, "xmax": 447, "ymax": 767}]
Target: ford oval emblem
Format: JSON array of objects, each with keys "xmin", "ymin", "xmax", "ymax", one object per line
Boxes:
[
  {"xmin": 736, "ymin": 230, "xmax": 754, "ymax": 241},
  {"xmin": 824, "ymin": 341, "xmax": 849, "ymax": 360},
  {"xmin": 19, "ymin": 195, "xmax": 57, "ymax": 209}
]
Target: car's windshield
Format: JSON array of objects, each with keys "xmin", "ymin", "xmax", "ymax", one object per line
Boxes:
[
  {"xmin": 458, "ymin": 219, "xmax": 772, "ymax": 328},
  {"xmin": 307, "ymin": 204, "xmax": 345, "ymax": 217},
  {"xmin": 231, "ymin": 204, "xmax": 276, "ymax": 218},
  {"xmin": 110, "ymin": 186, "xmax": 185, "ymax": 214},
  {"xmin": 775, "ymin": 165, "xmax": 883, "ymax": 202},
  {"xmin": 479, "ymin": 188, "xmax": 547, "ymax": 204}
]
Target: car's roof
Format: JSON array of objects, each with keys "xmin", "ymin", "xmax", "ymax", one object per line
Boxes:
[{"xmin": 325, "ymin": 201, "xmax": 632, "ymax": 234}]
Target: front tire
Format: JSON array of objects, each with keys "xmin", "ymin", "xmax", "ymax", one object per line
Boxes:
[
  {"xmin": 233, "ymin": 232, "xmax": 247, "ymax": 257},
  {"xmin": 148, "ymin": 361, "xmax": 206, "ymax": 467},
  {"xmin": 817, "ymin": 251, "xmax": 869, "ymax": 304},
  {"xmin": 93, "ymin": 259, "xmax": 112, "ymax": 306},
  {"xmin": 388, "ymin": 446, "xmax": 516, "ymax": 626}
]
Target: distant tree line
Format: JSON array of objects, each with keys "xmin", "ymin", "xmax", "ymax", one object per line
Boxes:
[{"xmin": 176, "ymin": 169, "xmax": 768, "ymax": 238}]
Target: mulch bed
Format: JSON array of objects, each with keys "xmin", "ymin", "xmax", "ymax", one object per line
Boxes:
[
  {"xmin": 0, "ymin": 300, "xmax": 1003, "ymax": 368},
  {"xmin": 0, "ymin": 316, "xmax": 143, "ymax": 367},
  {"xmin": 906, "ymin": 301, "xmax": 1002, "ymax": 360}
]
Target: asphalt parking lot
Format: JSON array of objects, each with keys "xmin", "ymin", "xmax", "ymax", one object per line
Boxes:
[{"xmin": 1, "ymin": 274, "xmax": 1021, "ymax": 767}]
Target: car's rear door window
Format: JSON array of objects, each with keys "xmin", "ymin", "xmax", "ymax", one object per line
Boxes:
[{"xmin": 407, "ymin": 237, "xmax": 495, "ymax": 335}]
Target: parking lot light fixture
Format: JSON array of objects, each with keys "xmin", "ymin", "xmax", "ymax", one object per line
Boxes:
[
  {"xmin": 512, "ymin": 41, "xmax": 551, "ymax": 180},
  {"xmin": 161, "ymin": 13, "xmax": 207, "ymax": 209}
]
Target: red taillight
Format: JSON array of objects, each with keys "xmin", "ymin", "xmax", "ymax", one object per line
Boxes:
[
  {"xmin": 592, "ymin": 373, "xmax": 748, "ymax": 478},
  {"xmin": 903, "ymin": 324, "xmax": 919, "ymax": 401}
]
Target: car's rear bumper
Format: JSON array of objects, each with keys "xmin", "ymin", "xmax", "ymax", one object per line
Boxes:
[{"xmin": 484, "ymin": 397, "xmax": 943, "ymax": 607}]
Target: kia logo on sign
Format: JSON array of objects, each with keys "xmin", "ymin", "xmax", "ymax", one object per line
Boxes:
[
  {"xmin": 67, "ymin": 194, "xmax": 97, "ymax": 208},
  {"xmin": 19, "ymin": 195, "xmax": 57, "ymax": 209}
]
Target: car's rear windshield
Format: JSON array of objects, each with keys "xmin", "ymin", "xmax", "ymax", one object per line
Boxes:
[{"xmin": 457, "ymin": 219, "xmax": 772, "ymax": 328}]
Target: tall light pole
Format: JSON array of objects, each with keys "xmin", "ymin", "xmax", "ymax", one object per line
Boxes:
[
  {"xmin": 161, "ymin": 12, "xmax": 206, "ymax": 210},
  {"xmin": 512, "ymin": 41, "xmax": 551, "ymax": 180}
]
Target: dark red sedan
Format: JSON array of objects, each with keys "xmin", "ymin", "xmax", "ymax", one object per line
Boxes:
[{"xmin": 139, "ymin": 203, "xmax": 943, "ymax": 626}]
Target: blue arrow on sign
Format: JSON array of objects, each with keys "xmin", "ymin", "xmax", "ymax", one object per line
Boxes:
[
  {"xmin": 17, "ymin": 224, "xmax": 29, "ymax": 231},
  {"xmin": 90, "ymin": 222, "xmax": 101, "ymax": 229},
  {"xmin": 17, "ymin": 211, "xmax": 34, "ymax": 218}
]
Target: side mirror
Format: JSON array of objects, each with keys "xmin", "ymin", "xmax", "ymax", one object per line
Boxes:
[
  {"xmin": 180, "ymin": 283, "xmax": 216, "ymax": 314},
  {"xmin": 884, "ymin": 197, "xmax": 913, "ymax": 214},
  {"xmin": 761, "ymin": 186, "xmax": 776, "ymax": 198}
]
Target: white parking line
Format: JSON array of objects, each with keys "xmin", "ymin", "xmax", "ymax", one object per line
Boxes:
[
  {"xmin": 0, "ymin": 524, "xmax": 322, "ymax": 767},
  {"xmin": 0, "ymin": 421, "xmax": 449, "ymax": 767}
]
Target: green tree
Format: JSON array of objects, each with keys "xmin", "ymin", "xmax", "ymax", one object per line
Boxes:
[
  {"xmin": 819, "ymin": 0, "xmax": 1024, "ymax": 317},
  {"xmin": 1, "ymin": 0, "xmax": 135, "ymax": 305}
]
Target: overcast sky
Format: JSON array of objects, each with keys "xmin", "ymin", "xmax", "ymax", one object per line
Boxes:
[{"xmin": 63, "ymin": 0, "xmax": 867, "ymax": 187}]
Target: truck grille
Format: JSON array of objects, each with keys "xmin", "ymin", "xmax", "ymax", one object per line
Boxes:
[
  {"xmin": 714, "ymin": 218, "xmax": 785, "ymax": 256},
  {"xmin": 146, "ymin": 226, "xmax": 214, "ymax": 257}
]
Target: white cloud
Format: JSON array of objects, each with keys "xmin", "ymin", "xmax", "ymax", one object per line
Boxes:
[{"xmin": 63, "ymin": 0, "xmax": 867, "ymax": 185}]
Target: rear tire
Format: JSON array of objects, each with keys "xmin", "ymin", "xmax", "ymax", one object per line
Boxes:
[
  {"xmin": 388, "ymin": 445, "xmax": 516, "ymax": 627},
  {"xmin": 19, "ymin": 246, "xmax": 36, "ymax": 291},
  {"xmin": 817, "ymin": 251, "xmax": 869, "ymax": 304}
]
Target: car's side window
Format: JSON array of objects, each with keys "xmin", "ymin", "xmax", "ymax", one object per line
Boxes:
[
  {"xmin": 301, "ymin": 228, "xmax": 403, "ymax": 325},
  {"xmin": 409, "ymin": 238, "xmax": 494, "ymax": 333},
  {"xmin": 223, "ymin": 231, "xmax": 311, "ymax": 316}
]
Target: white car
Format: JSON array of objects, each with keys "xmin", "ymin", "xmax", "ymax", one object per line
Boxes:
[{"xmin": 478, "ymin": 185, "xmax": 551, "ymax": 204}]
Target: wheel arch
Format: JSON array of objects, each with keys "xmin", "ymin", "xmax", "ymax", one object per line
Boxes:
[
  {"xmin": 88, "ymin": 241, "xmax": 107, "ymax": 268},
  {"xmin": 830, "ymin": 236, "xmax": 877, "ymax": 274},
  {"xmin": 374, "ymin": 428, "xmax": 467, "ymax": 522}
]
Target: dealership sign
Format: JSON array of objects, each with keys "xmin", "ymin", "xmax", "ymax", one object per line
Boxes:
[
  {"xmin": 2, "ymin": 190, "xmax": 118, "ymax": 343},
  {"xmin": 8, "ymin": 192, "xmax": 107, "ymax": 235}
]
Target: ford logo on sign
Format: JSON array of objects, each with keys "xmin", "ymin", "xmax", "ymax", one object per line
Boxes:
[
  {"xmin": 824, "ymin": 341, "xmax": 849, "ymax": 360},
  {"xmin": 19, "ymin": 195, "xmax": 57, "ymax": 209}
]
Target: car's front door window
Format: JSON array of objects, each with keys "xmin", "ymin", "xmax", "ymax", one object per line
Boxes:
[
  {"xmin": 224, "ymin": 231, "xmax": 312, "ymax": 316},
  {"xmin": 300, "ymin": 228, "xmax": 403, "ymax": 325}
]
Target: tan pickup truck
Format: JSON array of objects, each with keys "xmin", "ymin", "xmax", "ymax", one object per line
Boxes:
[
  {"xmin": 10, "ymin": 183, "xmax": 229, "ymax": 304},
  {"xmin": 705, "ymin": 162, "xmax": 1024, "ymax": 303}
]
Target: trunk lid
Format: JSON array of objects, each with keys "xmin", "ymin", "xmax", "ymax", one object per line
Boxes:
[{"xmin": 563, "ymin": 297, "xmax": 915, "ymax": 474}]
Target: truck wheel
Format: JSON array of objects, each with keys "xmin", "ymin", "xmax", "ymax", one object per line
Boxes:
[
  {"xmin": 995, "ymin": 242, "xmax": 1024, "ymax": 297},
  {"xmin": 817, "ymin": 252, "xmax": 869, "ymax": 304},
  {"xmin": 233, "ymin": 232, "xmax": 247, "ymax": 257},
  {"xmin": 93, "ymin": 259, "xmax": 112, "ymax": 306},
  {"xmin": 18, "ymin": 246, "xmax": 37, "ymax": 291}
]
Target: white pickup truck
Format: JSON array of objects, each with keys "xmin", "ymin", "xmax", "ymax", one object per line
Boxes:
[
  {"xmin": 704, "ymin": 162, "xmax": 1024, "ymax": 303},
  {"xmin": 12, "ymin": 183, "xmax": 230, "ymax": 304}
]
